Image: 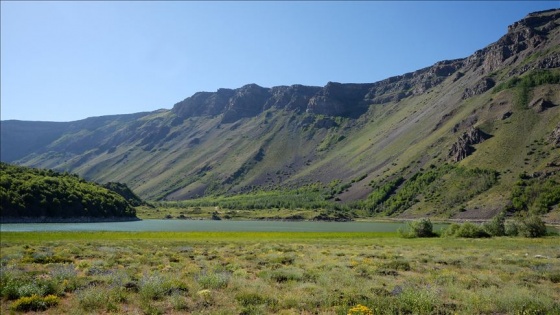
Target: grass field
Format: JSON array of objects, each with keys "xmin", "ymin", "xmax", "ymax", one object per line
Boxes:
[{"xmin": 1, "ymin": 231, "xmax": 559, "ymax": 314}]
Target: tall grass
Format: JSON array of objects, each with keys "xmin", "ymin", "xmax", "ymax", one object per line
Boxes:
[{"xmin": 1, "ymin": 232, "xmax": 559, "ymax": 314}]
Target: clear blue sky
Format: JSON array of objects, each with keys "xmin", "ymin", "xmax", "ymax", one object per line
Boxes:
[{"xmin": 1, "ymin": 1, "xmax": 558, "ymax": 122}]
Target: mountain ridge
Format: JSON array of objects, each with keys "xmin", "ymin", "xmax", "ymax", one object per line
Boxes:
[{"xmin": 2, "ymin": 9, "xmax": 559, "ymax": 220}]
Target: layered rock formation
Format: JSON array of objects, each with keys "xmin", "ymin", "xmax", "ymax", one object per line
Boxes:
[{"xmin": 449, "ymin": 127, "xmax": 489, "ymax": 162}]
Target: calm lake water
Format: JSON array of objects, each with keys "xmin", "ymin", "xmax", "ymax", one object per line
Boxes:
[{"xmin": 0, "ymin": 219, "xmax": 439, "ymax": 233}]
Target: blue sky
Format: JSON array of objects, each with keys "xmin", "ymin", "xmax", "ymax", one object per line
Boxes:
[{"xmin": 1, "ymin": 1, "xmax": 558, "ymax": 122}]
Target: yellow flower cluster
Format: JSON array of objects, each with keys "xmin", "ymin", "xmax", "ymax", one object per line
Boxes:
[{"xmin": 347, "ymin": 304, "xmax": 374, "ymax": 315}]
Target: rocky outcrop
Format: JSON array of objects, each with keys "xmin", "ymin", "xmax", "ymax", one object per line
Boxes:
[
  {"xmin": 221, "ymin": 84, "xmax": 271, "ymax": 123},
  {"xmin": 465, "ymin": 9, "xmax": 560, "ymax": 75},
  {"xmin": 313, "ymin": 117, "xmax": 338, "ymax": 129},
  {"xmin": 449, "ymin": 127, "xmax": 489, "ymax": 162},
  {"xmin": 529, "ymin": 98, "xmax": 556, "ymax": 112},
  {"xmin": 307, "ymin": 82, "xmax": 372, "ymax": 117},
  {"xmin": 550, "ymin": 123, "xmax": 560, "ymax": 147},
  {"xmin": 173, "ymin": 88, "xmax": 235, "ymax": 118},
  {"xmin": 265, "ymin": 85, "xmax": 321, "ymax": 112},
  {"xmin": 364, "ymin": 59, "xmax": 464, "ymax": 104},
  {"xmin": 462, "ymin": 77, "xmax": 495, "ymax": 99}
]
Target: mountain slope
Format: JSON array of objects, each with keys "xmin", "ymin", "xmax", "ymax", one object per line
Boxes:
[{"xmin": 1, "ymin": 9, "xmax": 559, "ymax": 220}]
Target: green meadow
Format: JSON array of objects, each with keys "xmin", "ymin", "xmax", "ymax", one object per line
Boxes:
[{"xmin": 1, "ymin": 231, "xmax": 559, "ymax": 314}]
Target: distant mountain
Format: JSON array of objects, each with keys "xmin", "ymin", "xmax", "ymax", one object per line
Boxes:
[
  {"xmin": 0, "ymin": 163, "xmax": 138, "ymax": 222},
  {"xmin": 2, "ymin": 9, "xmax": 559, "ymax": 221}
]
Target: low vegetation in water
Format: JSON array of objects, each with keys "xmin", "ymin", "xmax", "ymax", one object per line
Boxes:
[{"xmin": 1, "ymin": 231, "xmax": 559, "ymax": 314}]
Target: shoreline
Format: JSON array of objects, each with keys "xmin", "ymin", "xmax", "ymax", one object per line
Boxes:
[
  {"xmin": 0, "ymin": 216, "xmax": 141, "ymax": 224},
  {"xmin": 0, "ymin": 216, "xmax": 558, "ymax": 229}
]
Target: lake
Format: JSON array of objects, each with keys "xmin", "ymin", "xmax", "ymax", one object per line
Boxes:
[{"xmin": 0, "ymin": 219, "xmax": 431, "ymax": 233}]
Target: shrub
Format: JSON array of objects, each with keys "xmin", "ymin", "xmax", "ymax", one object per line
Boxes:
[
  {"xmin": 170, "ymin": 292, "xmax": 190, "ymax": 311},
  {"xmin": 382, "ymin": 260, "xmax": 411, "ymax": 271},
  {"xmin": 10, "ymin": 294, "xmax": 59, "ymax": 312},
  {"xmin": 196, "ymin": 289, "xmax": 213, "ymax": 306},
  {"xmin": 454, "ymin": 222, "xmax": 490, "ymax": 238},
  {"xmin": 505, "ymin": 221, "xmax": 520, "ymax": 236},
  {"xmin": 549, "ymin": 273, "xmax": 560, "ymax": 284},
  {"xmin": 77, "ymin": 286, "xmax": 109, "ymax": 311},
  {"xmin": 268, "ymin": 267, "xmax": 304, "ymax": 283},
  {"xmin": 17, "ymin": 283, "xmax": 46, "ymax": 298},
  {"xmin": 236, "ymin": 292, "xmax": 277, "ymax": 307},
  {"xmin": 196, "ymin": 271, "xmax": 230, "ymax": 289},
  {"xmin": 139, "ymin": 273, "xmax": 176, "ymax": 300},
  {"xmin": 397, "ymin": 287, "xmax": 441, "ymax": 314},
  {"xmin": 517, "ymin": 215, "xmax": 547, "ymax": 238},
  {"xmin": 398, "ymin": 218, "xmax": 436, "ymax": 238},
  {"xmin": 443, "ymin": 222, "xmax": 490, "ymax": 238},
  {"xmin": 441, "ymin": 223, "xmax": 460, "ymax": 237},
  {"xmin": 483, "ymin": 212, "xmax": 506, "ymax": 236}
]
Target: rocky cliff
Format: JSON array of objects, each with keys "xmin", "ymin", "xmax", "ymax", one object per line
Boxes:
[{"xmin": 170, "ymin": 59, "xmax": 467, "ymax": 123}]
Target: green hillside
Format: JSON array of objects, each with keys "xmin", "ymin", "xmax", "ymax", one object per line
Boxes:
[{"xmin": 0, "ymin": 163, "xmax": 137, "ymax": 221}]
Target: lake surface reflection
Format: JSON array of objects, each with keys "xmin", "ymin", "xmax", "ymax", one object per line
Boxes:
[{"xmin": 0, "ymin": 219, "xmax": 432, "ymax": 233}]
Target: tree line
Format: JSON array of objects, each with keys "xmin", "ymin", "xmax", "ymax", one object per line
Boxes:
[{"xmin": 0, "ymin": 163, "xmax": 136, "ymax": 219}]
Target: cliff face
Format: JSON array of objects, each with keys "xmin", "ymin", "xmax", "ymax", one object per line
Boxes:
[
  {"xmin": 467, "ymin": 9, "xmax": 560, "ymax": 76},
  {"xmin": 1, "ymin": 9, "xmax": 559, "ymax": 219},
  {"xmin": 169, "ymin": 9, "xmax": 559, "ymax": 123},
  {"xmin": 170, "ymin": 59, "xmax": 467, "ymax": 122}
]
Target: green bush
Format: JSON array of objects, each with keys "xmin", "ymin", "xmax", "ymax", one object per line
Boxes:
[
  {"xmin": 1, "ymin": 273, "xmax": 59, "ymax": 300},
  {"xmin": 441, "ymin": 223, "xmax": 460, "ymax": 237},
  {"xmin": 454, "ymin": 222, "xmax": 490, "ymax": 238},
  {"xmin": 236, "ymin": 292, "xmax": 277, "ymax": 307},
  {"xmin": 443, "ymin": 222, "xmax": 490, "ymax": 238},
  {"xmin": 139, "ymin": 273, "xmax": 178, "ymax": 300},
  {"xmin": 10, "ymin": 294, "xmax": 59, "ymax": 312},
  {"xmin": 444, "ymin": 215, "xmax": 547, "ymax": 238},
  {"xmin": 1, "ymin": 271, "xmax": 28, "ymax": 299},
  {"xmin": 505, "ymin": 221, "xmax": 520, "ymax": 236},
  {"xmin": 398, "ymin": 218, "xmax": 436, "ymax": 238},
  {"xmin": 382, "ymin": 260, "xmax": 411, "ymax": 271},
  {"xmin": 517, "ymin": 215, "xmax": 547, "ymax": 238},
  {"xmin": 268, "ymin": 267, "xmax": 304, "ymax": 283},
  {"xmin": 397, "ymin": 287, "xmax": 441, "ymax": 314},
  {"xmin": 483, "ymin": 212, "xmax": 506, "ymax": 236},
  {"xmin": 77, "ymin": 287, "xmax": 109, "ymax": 311},
  {"xmin": 196, "ymin": 271, "xmax": 230, "ymax": 289}
]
